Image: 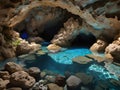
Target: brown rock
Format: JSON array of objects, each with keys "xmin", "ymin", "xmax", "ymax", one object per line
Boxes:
[
  {"xmin": 86, "ymin": 54, "xmax": 106, "ymax": 62},
  {"xmin": 27, "ymin": 37, "xmax": 44, "ymax": 44},
  {"xmin": 1, "ymin": 47, "xmax": 16, "ymax": 59},
  {"xmin": 55, "ymin": 75, "xmax": 66, "ymax": 87},
  {"xmin": 28, "ymin": 67, "xmax": 41, "ymax": 80},
  {"xmin": 47, "ymin": 44, "xmax": 61, "ymax": 53},
  {"xmin": 0, "ymin": 71, "xmax": 10, "ymax": 80},
  {"xmin": 16, "ymin": 41, "xmax": 32, "ymax": 55},
  {"xmin": 66, "ymin": 75, "xmax": 81, "ymax": 89},
  {"xmin": 5, "ymin": 62, "xmax": 23, "ymax": 74},
  {"xmin": 105, "ymin": 43, "xmax": 120, "ymax": 61},
  {"xmin": 47, "ymin": 83, "xmax": 63, "ymax": 90},
  {"xmin": 0, "ymin": 78, "xmax": 9, "ymax": 90},
  {"xmin": 73, "ymin": 56, "xmax": 93, "ymax": 64},
  {"xmin": 10, "ymin": 71, "xmax": 36, "ymax": 89},
  {"xmin": 90, "ymin": 39, "xmax": 108, "ymax": 54},
  {"xmin": 7, "ymin": 87, "xmax": 22, "ymax": 90}
]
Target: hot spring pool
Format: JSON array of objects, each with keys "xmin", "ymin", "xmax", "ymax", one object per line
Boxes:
[{"xmin": 0, "ymin": 46, "xmax": 120, "ymax": 90}]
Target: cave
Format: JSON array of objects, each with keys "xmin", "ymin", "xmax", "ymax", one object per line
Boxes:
[{"xmin": 0, "ymin": 0, "xmax": 120, "ymax": 90}]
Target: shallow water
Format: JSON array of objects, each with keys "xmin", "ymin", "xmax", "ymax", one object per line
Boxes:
[{"xmin": 0, "ymin": 45, "xmax": 120, "ymax": 90}]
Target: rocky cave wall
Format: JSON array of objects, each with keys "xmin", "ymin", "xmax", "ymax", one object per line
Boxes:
[{"xmin": 0, "ymin": 0, "xmax": 120, "ymax": 62}]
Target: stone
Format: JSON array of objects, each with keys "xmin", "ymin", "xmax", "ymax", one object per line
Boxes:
[
  {"xmin": 47, "ymin": 83, "xmax": 63, "ymax": 90},
  {"xmin": 55, "ymin": 75, "xmax": 66, "ymax": 87},
  {"xmin": 86, "ymin": 54, "xmax": 106, "ymax": 62},
  {"xmin": 75, "ymin": 73, "xmax": 93, "ymax": 85},
  {"xmin": 31, "ymin": 80, "xmax": 48, "ymax": 90},
  {"xmin": 1, "ymin": 47, "xmax": 16, "ymax": 59},
  {"xmin": 45, "ymin": 75, "xmax": 56, "ymax": 83},
  {"xmin": 0, "ymin": 33, "xmax": 5, "ymax": 45},
  {"xmin": 27, "ymin": 37, "xmax": 44, "ymax": 44},
  {"xmin": 90, "ymin": 39, "xmax": 108, "ymax": 54},
  {"xmin": 16, "ymin": 41, "xmax": 33, "ymax": 55},
  {"xmin": 47, "ymin": 44, "xmax": 61, "ymax": 53},
  {"xmin": 0, "ymin": 78, "xmax": 9, "ymax": 90},
  {"xmin": 10, "ymin": 71, "xmax": 36, "ymax": 89},
  {"xmin": 72, "ymin": 56, "xmax": 93, "ymax": 64},
  {"xmin": 105, "ymin": 43, "xmax": 120, "ymax": 61},
  {"xmin": 7, "ymin": 87, "xmax": 22, "ymax": 90},
  {"xmin": 40, "ymin": 71, "xmax": 47, "ymax": 78},
  {"xmin": 66, "ymin": 75, "xmax": 81, "ymax": 90},
  {"xmin": 5, "ymin": 62, "xmax": 23, "ymax": 74},
  {"xmin": 0, "ymin": 71, "xmax": 10, "ymax": 80},
  {"xmin": 28, "ymin": 67, "xmax": 41, "ymax": 80}
]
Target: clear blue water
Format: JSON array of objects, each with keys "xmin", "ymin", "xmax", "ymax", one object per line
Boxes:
[{"xmin": 0, "ymin": 43, "xmax": 120, "ymax": 90}]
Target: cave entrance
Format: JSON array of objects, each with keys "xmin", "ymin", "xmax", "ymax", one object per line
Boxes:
[{"xmin": 71, "ymin": 32, "xmax": 96, "ymax": 48}]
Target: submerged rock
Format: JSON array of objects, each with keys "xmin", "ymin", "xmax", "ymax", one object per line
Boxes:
[
  {"xmin": 5, "ymin": 62, "xmax": 23, "ymax": 74},
  {"xmin": 75, "ymin": 73, "xmax": 93, "ymax": 85},
  {"xmin": 66, "ymin": 75, "xmax": 81, "ymax": 90},
  {"xmin": 72, "ymin": 56, "xmax": 93, "ymax": 64},
  {"xmin": 86, "ymin": 54, "xmax": 106, "ymax": 63},
  {"xmin": 10, "ymin": 71, "xmax": 36, "ymax": 89},
  {"xmin": 27, "ymin": 37, "xmax": 44, "ymax": 44}
]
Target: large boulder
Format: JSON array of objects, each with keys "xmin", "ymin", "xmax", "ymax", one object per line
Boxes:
[
  {"xmin": 90, "ymin": 39, "xmax": 108, "ymax": 54},
  {"xmin": 10, "ymin": 71, "xmax": 36, "ymax": 89},
  {"xmin": 105, "ymin": 37, "xmax": 120, "ymax": 61},
  {"xmin": 5, "ymin": 62, "xmax": 23, "ymax": 74},
  {"xmin": 66, "ymin": 75, "xmax": 81, "ymax": 90},
  {"xmin": 47, "ymin": 44, "xmax": 61, "ymax": 53},
  {"xmin": 7, "ymin": 87, "xmax": 22, "ymax": 90}
]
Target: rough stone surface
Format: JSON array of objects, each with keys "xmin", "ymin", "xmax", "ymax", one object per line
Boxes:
[
  {"xmin": 55, "ymin": 75, "xmax": 66, "ymax": 87},
  {"xmin": 75, "ymin": 73, "xmax": 93, "ymax": 85},
  {"xmin": 105, "ymin": 39, "xmax": 120, "ymax": 62},
  {"xmin": 0, "ymin": 71, "xmax": 10, "ymax": 80},
  {"xmin": 66, "ymin": 75, "xmax": 81, "ymax": 89},
  {"xmin": 7, "ymin": 87, "xmax": 22, "ymax": 90},
  {"xmin": 0, "ymin": 78, "xmax": 9, "ymax": 90},
  {"xmin": 47, "ymin": 83, "xmax": 63, "ymax": 90},
  {"xmin": 28, "ymin": 67, "xmax": 41, "ymax": 80},
  {"xmin": 86, "ymin": 54, "xmax": 106, "ymax": 62},
  {"xmin": 47, "ymin": 44, "xmax": 61, "ymax": 53},
  {"xmin": 27, "ymin": 37, "xmax": 44, "ymax": 44},
  {"xmin": 90, "ymin": 39, "xmax": 108, "ymax": 54},
  {"xmin": 5, "ymin": 62, "xmax": 23, "ymax": 74},
  {"xmin": 10, "ymin": 71, "xmax": 36, "ymax": 89},
  {"xmin": 72, "ymin": 56, "xmax": 93, "ymax": 64}
]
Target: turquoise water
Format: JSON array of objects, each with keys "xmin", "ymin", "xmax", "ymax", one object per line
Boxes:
[{"xmin": 0, "ymin": 44, "xmax": 120, "ymax": 90}]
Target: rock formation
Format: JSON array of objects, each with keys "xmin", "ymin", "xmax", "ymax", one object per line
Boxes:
[{"xmin": 0, "ymin": 0, "xmax": 120, "ymax": 62}]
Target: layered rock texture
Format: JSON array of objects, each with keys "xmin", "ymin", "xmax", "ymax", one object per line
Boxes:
[{"xmin": 0, "ymin": 0, "xmax": 120, "ymax": 62}]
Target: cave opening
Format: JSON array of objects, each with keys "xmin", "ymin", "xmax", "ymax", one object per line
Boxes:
[{"xmin": 71, "ymin": 33, "xmax": 96, "ymax": 48}]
